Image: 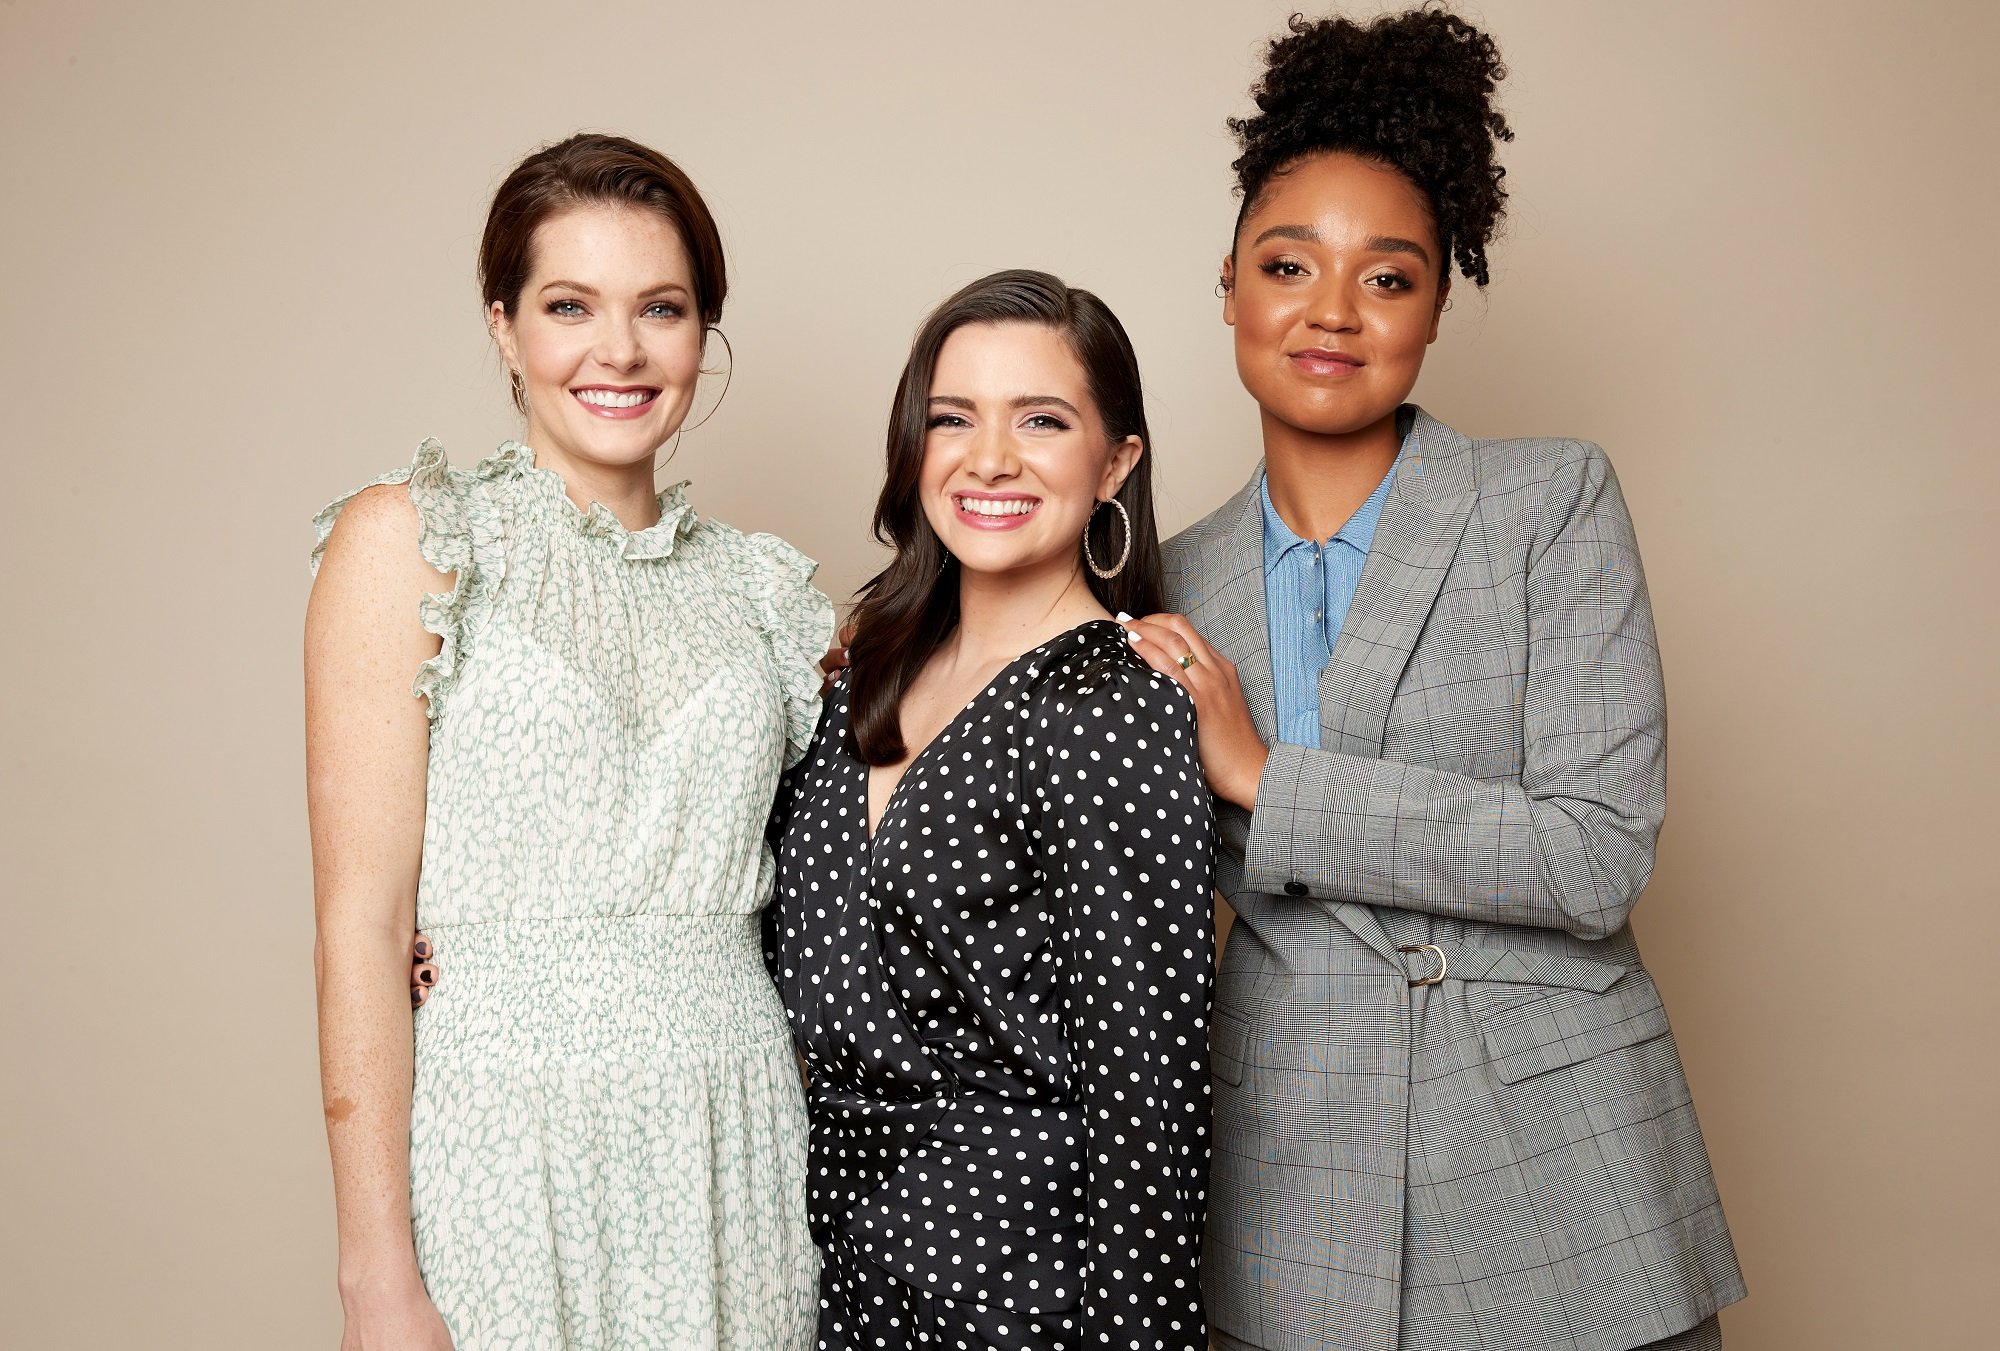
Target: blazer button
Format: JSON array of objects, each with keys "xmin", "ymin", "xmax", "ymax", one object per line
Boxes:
[{"xmin": 1284, "ymin": 880, "xmax": 1308, "ymax": 897}]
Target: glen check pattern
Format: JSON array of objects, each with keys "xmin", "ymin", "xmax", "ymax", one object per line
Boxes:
[{"xmin": 1169, "ymin": 409, "xmax": 1745, "ymax": 1351}]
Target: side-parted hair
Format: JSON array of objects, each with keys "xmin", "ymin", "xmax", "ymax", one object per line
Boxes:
[
  {"xmin": 479, "ymin": 134, "xmax": 726, "ymax": 407},
  {"xmin": 844, "ymin": 269, "xmax": 1165, "ymax": 765}
]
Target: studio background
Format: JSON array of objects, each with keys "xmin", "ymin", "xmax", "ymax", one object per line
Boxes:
[{"xmin": 3, "ymin": 1, "xmax": 1994, "ymax": 1346}]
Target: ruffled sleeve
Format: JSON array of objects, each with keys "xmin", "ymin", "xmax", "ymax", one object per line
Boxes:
[
  {"xmin": 309, "ymin": 439, "xmax": 511, "ymax": 720},
  {"xmin": 709, "ymin": 524, "xmax": 836, "ymax": 768}
]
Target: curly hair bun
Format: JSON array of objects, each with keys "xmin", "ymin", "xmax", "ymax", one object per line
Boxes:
[{"xmin": 1231, "ymin": 6, "xmax": 1514, "ymax": 286}]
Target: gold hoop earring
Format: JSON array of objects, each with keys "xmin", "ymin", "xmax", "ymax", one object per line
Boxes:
[
  {"xmin": 509, "ymin": 369, "xmax": 526, "ymax": 415},
  {"xmin": 1083, "ymin": 497, "xmax": 1132, "ymax": 579},
  {"xmin": 681, "ymin": 327, "xmax": 735, "ymax": 434}
]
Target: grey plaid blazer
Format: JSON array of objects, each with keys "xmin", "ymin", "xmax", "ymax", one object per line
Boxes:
[{"xmin": 1167, "ymin": 409, "xmax": 1744, "ymax": 1351}]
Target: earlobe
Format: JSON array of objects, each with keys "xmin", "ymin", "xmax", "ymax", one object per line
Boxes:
[
  {"xmin": 489, "ymin": 301, "xmax": 518, "ymax": 366},
  {"xmin": 1220, "ymin": 255, "xmax": 1238, "ymax": 327}
]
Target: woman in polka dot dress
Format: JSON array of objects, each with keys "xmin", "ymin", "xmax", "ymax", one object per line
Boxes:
[{"xmin": 764, "ymin": 270, "xmax": 1215, "ymax": 1351}]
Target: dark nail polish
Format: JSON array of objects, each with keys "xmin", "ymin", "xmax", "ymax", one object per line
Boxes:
[
  {"xmin": 414, "ymin": 941, "xmax": 431, "ymax": 959},
  {"xmin": 419, "ymin": 969, "xmax": 436, "ymax": 985}
]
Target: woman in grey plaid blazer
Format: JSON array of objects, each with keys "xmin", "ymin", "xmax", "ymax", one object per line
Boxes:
[{"xmin": 1119, "ymin": 12, "xmax": 1745, "ymax": 1350}]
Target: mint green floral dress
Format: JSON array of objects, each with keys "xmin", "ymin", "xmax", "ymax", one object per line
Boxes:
[{"xmin": 312, "ymin": 441, "xmax": 832, "ymax": 1350}]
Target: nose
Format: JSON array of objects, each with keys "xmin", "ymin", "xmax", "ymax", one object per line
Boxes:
[
  {"xmin": 963, "ymin": 422, "xmax": 1020, "ymax": 483},
  {"xmin": 596, "ymin": 316, "xmax": 645, "ymax": 371},
  {"xmin": 1305, "ymin": 274, "xmax": 1361, "ymax": 335}
]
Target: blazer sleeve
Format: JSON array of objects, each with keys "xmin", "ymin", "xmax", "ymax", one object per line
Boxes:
[
  {"xmin": 1241, "ymin": 445, "xmax": 1667, "ymax": 940},
  {"xmin": 1039, "ymin": 670, "xmax": 1213, "ymax": 1349}
]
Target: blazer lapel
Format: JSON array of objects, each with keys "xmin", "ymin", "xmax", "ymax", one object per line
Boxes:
[
  {"xmin": 1319, "ymin": 408, "xmax": 1478, "ymax": 759},
  {"xmin": 1312, "ymin": 409, "xmax": 1477, "ymax": 966}
]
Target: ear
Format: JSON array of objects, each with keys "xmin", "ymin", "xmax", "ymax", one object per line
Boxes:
[
  {"xmin": 1099, "ymin": 434, "xmax": 1144, "ymax": 500},
  {"xmin": 489, "ymin": 299, "xmax": 521, "ymax": 372},
  {"xmin": 1220, "ymin": 254, "xmax": 1238, "ymax": 327},
  {"xmin": 1427, "ymin": 279, "xmax": 1449, "ymax": 344}
]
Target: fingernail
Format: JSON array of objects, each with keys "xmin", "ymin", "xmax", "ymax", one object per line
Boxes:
[
  {"xmin": 1115, "ymin": 611, "xmax": 1133, "ymax": 623},
  {"xmin": 411, "ymin": 989, "xmax": 424, "ymax": 1008},
  {"xmin": 414, "ymin": 941, "xmax": 431, "ymax": 959},
  {"xmin": 418, "ymin": 967, "xmax": 436, "ymax": 985},
  {"xmin": 1126, "ymin": 630, "xmax": 1142, "ymax": 646},
  {"xmin": 842, "ymin": 648, "xmax": 851, "ymax": 660}
]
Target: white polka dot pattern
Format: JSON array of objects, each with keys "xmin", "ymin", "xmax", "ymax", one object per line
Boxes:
[{"xmin": 765, "ymin": 621, "xmax": 1214, "ymax": 1350}]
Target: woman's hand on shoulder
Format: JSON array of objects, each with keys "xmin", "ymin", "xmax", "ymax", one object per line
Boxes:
[
  {"xmin": 819, "ymin": 622, "xmax": 855, "ymax": 696},
  {"xmin": 337, "ymin": 1269, "xmax": 456, "ymax": 1351},
  {"xmin": 1117, "ymin": 612, "xmax": 1268, "ymax": 811}
]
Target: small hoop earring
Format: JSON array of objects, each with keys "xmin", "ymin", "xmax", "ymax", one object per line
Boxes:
[
  {"xmin": 508, "ymin": 369, "xmax": 527, "ymax": 416},
  {"xmin": 681, "ymin": 327, "xmax": 734, "ymax": 434},
  {"xmin": 1214, "ymin": 280, "xmax": 1230, "ymax": 298},
  {"xmin": 1083, "ymin": 496, "xmax": 1132, "ymax": 579}
]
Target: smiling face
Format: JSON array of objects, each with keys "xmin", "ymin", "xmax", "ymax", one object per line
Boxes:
[
  {"xmin": 918, "ymin": 321, "xmax": 1141, "ymax": 588},
  {"xmin": 490, "ymin": 203, "xmax": 706, "ymax": 474},
  {"xmin": 1225, "ymin": 151, "xmax": 1447, "ymax": 444}
]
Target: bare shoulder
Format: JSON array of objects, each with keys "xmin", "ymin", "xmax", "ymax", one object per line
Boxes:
[{"xmin": 313, "ymin": 483, "xmax": 450, "ymax": 597}]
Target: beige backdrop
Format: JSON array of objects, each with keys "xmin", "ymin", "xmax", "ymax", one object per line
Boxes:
[{"xmin": 3, "ymin": 0, "xmax": 1995, "ymax": 1345}]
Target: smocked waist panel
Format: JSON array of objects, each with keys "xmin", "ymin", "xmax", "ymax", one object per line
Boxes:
[{"xmin": 414, "ymin": 912, "xmax": 787, "ymax": 1060}]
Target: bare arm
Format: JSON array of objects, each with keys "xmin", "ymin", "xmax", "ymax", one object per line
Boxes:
[{"xmin": 305, "ymin": 482, "xmax": 455, "ymax": 1347}]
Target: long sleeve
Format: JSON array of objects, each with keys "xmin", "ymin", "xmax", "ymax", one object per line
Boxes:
[
  {"xmin": 1242, "ymin": 445, "xmax": 1667, "ymax": 940},
  {"xmin": 1037, "ymin": 670, "xmax": 1213, "ymax": 1348}
]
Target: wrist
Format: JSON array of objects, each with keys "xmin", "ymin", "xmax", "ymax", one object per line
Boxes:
[
  {"xmin": 1222, "ymin": 741, "xmax": 1270, "ymax": 812},
  {"xmin": 337, "ymin": 1251, "xmax": 425, "ymax": 1304}
]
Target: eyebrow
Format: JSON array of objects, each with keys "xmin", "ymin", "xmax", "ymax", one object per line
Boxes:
[
  {"xmin": 1248, "ymin": 225, "xmax": 1433, "ymax": 265},
  {"xmin": 929, "ymin": 394, "xmax": 1084, "ymax": 418},
  {"xmin": 536, "ymin": 280, "xmax": 691, "ymax": 298}
]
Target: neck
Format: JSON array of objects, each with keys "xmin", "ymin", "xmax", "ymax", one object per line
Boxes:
[
  {"xmin": 529, "ymin": 437, "xmax": 663, "ymax": 532},
  {"xmin": 947, "ymin": 558, "xmax": 1106, "ymax": 669},
  {"xmin": 1261, "ymin": 404, "xmax": 1404, "ymax": 543}
]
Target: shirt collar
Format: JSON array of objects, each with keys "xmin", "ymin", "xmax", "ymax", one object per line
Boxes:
[{"xmin": 1259, "ymin": 429, "xmax": 1411, "ymax": 575}]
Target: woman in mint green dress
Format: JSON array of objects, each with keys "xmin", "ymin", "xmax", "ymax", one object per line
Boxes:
[{"xmin": 306, "ymin": 134, "xmax": 828, "ymax": 1350}]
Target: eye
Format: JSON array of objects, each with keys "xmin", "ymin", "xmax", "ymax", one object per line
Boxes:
[
  {"xmin": 1022, "ymin": 413, "xmax": 1071, "ymax": 431},
  {"xmin": 1258, "ymin": 257, "xmax": 1309, "ymax": 279},
  {"xmin": 1366, "ymin": 272, "xmax": 1416, "ymax": 292},
  {"xmin": 545, "ymin": 298, "xmax": 586, "ymax": 317},
  {"xmin": 644, "ymin": 301, "xmax": 685, "ymax": 319},
  {"xmin": 926, "ymin": 413, "xmax": 970, "ymax": 429}
]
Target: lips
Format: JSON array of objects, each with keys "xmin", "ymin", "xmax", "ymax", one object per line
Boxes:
[
  {"xmin": 1289, "ymin": 349, "xmax": 1364, "ymax": 377},
  {"xmin": 952, "ymin": 493, "xmax": 1040, "ymax": 530},
  {"xmin": 572, "ymin": 386, "xmax": 660, "ymax": 419}
]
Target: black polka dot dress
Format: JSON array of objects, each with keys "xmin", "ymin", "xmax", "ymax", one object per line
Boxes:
[{"xmin": 764, "ymin": 621, "xmax": 1214, "ymax": 1350}]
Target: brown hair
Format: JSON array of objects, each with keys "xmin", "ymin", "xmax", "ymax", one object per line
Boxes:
[
  {"xmin": 479, "ymin": 131, "xmax": 728, "ymax": 336},
  {"xmin": 844, "ymin": 269, "xmax": 1166, "ymax": 765}
]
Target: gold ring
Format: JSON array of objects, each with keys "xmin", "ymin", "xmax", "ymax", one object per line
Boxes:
[{"xmin": 1178, "ymin": 651, "xmax": 1198, "ymax": 670}]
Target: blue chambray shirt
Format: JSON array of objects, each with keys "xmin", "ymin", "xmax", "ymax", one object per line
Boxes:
[{"xmin": 1261, "ymin": 434, "xmax": 1408, "ymax": 749}]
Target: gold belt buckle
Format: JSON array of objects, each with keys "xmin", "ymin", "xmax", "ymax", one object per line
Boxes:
[{"xmin": 1397, "ymin": 943, "xmax": 1448, "ymax": 987}]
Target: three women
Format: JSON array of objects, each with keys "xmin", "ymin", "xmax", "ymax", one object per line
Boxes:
[{"xmin": 310, "ymin": 7, "xmax": 1744, "ymax": 1350}]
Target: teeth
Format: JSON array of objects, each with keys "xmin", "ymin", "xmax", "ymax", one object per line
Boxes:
[
  {"xmin": 575, "ymin": 389, "xmax": 652, "ymax": 409},
  {"xmin": 957, "ymin": 497, "xmax": 1037, "ymax": 517}
]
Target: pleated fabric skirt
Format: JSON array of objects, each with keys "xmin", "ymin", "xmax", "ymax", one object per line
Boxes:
[{"xmin": 410, "ymin": 912, "xmax": 819, "ymax": 1350}]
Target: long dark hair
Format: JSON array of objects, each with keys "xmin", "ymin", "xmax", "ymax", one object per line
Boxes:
[{"xmin": 845, "ymin": 269, "xmax": 1165, "ymax": 765}]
